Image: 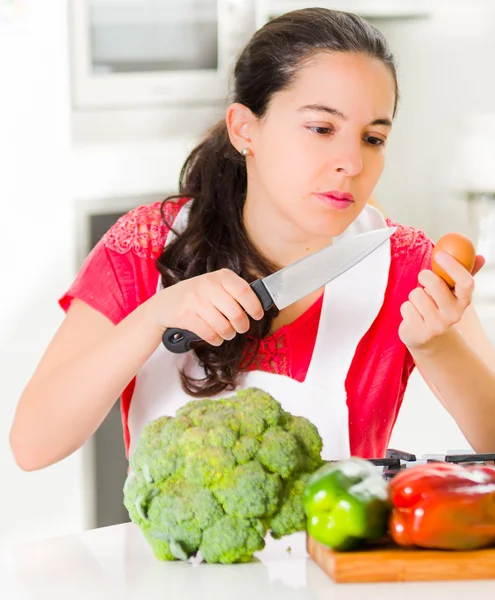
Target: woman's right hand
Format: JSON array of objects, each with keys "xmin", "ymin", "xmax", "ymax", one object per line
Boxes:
[{"xmin": 150, "ymin": 269, "xmax": 265, "ymax": 346}]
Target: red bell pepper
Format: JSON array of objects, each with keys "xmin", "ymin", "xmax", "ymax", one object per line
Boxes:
[{"xmin": 388, "ymin": 462, "xmax": 495, "ymax": 550}]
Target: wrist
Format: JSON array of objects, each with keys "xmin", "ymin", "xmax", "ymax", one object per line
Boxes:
[
  {"xmin": 407, "ymin": 328, "xmax": 460, "ymax": 359},
  {"xmin": 138, "ymin": 293, "xmax": 170, "ymax": 337}
]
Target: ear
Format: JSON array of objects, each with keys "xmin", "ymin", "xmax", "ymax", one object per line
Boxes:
[{"xmin": 225, "ymin": 103, "xmax": 257, "ymax": 155}]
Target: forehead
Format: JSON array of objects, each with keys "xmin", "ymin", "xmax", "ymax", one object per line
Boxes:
[{"xmin": 279, "ymin": 51, "xmax": 396, "ymax": 119}]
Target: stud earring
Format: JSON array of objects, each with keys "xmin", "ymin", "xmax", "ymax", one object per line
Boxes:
[{"xmin": 241, "ymin": 147, "xmax": 251, "ymax": 157}]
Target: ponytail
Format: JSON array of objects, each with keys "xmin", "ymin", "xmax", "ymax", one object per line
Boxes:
[{"xmin": 156, "ymin": 121, "xmax": 279, "ymax": 397}]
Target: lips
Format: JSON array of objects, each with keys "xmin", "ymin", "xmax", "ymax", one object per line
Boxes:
[
  {"xmin": 315, "ymin": 190, "xmax": 355, "ymax": 210},
  {"xmin": 318, "ymin": 190, "xmax": 354, "ymax": 202}
]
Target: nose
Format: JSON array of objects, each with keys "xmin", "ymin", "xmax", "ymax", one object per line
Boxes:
[{"xmin": 332, "ymin": 138, "xmax": 363, "ymax": 177}]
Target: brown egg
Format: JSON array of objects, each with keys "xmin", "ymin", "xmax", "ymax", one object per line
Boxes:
[{"xmin": 431, "ymin": 232, "xmax": 476, "ymax": 288}]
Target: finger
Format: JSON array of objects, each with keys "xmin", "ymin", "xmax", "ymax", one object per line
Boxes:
[
  {"xmin": 433, "ymin": 251, "xmax": 474, "ymax": 301},
  {"xmin": 210, "ymin": 287, "xmax": 251, "ymax": 334},
  {"xmin": 400, "ymin": 299, "xmax": 424, "ymax": 326},
  {"xmin": 418, "ymin": 269, "xmax": 459, "ymax": 318},
  {"xmin": 407, "ymin": 287, "xmax": 440, "ymax": 322},
  {"xmin": 219, "ymin": 270, "xmax": 264, "ymax": 320},
  {"xmin": 187, "ymin": 317, "xmax": 224, "ymax": 347},
  {"xmin": 196, "ymin": 301, "xmax": 236, "ymax": 342},
  {"xmin": 471, "ymin": 254, "xmax": 486, "ymax": 277}
]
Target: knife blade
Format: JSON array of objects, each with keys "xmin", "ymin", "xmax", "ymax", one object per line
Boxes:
[{"xmin": 162, "ymin": 226, "xmax": 396, "ymax": 353}]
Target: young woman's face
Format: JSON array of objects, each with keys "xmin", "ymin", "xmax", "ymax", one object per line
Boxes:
[{"xmin": 248, "ymin": 51, "xmax": 396, "ymax": 239}]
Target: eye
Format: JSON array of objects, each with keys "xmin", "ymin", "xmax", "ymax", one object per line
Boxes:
[
  {"xmin": 365, "ymin": 135, "xmax": 386, "ymax": 147},
  {"xmin": 308, "ymin": 126, "xmax": 333, "ymax": 136}
]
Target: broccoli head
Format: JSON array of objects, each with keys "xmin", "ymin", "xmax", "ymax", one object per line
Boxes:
[{"xmin": 123, "ymin": 388, "xmax": 324, "ymax": 564}]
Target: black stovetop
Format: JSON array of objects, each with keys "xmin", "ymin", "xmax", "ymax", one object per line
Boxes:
[{"xmin": 368, "ymin": 448, "xmax": 495, "ymax": 480}]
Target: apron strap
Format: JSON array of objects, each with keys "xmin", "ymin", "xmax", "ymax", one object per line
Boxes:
[{"xmin": 305, "ymin": 205, "xmax": 391, "ymax": 389}]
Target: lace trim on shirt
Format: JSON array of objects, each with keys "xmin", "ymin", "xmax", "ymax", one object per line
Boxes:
[
  {"xmin": 102, "ymin": 201, "xmax": 182, "ymax": 259},
  {"xmin": 102, "ymin": 204, "xmax": 430, "ymax": 264},
  {"xmin": 386, "ymin": 218, "xmax": 432, "ymax": 258},
  {"xmin": 243, "ymin": 334, "xmax": 291, "ymax": 376}
]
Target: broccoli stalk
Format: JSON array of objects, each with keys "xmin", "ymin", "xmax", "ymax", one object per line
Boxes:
[{"xmin": 123, "ymin": 388, "xmax": 325, "ymax": 564}]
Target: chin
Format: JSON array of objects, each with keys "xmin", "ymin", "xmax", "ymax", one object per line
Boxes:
[{"xmin": 303, "ymin": 210, "xmax": 357, "ymax": 240}]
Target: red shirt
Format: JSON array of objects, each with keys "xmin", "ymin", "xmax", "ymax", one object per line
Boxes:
[{"xmin": 59, "ymin": 199, "xmax": 433, "ymax": 459}]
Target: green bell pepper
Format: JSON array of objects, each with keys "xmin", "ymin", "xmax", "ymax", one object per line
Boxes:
[{"xmin": 303, "ymin": 457, "xmax": 391, "ymax": 551}]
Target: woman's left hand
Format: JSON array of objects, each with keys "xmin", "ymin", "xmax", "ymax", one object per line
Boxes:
[{"xmin": 398, "ymin": 251, "xmax": 485, "ymax": 351}]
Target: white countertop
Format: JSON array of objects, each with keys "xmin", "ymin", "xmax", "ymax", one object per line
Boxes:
[{"xmin": 0, "ymin": 524, "xmax": 494, "ymax": 599}]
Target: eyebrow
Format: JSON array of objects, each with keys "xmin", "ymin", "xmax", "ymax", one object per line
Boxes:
[{"xmin": 297, "ymin": 104, "xmax": 392, "ymax": 128}]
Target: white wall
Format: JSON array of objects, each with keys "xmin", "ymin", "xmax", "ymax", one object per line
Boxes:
[
  {"xmin": 374, "ymin": 0, "xmax": 495, "ymax": 239},
  {"xmin": 0, "ymin": 1, "xmax": 88, "ymax": 545}
]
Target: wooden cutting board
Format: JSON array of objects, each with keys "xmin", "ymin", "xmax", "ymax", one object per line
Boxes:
[{"xmin": 306, "ymin": 534, "xmax": 495, "ymax": 583}]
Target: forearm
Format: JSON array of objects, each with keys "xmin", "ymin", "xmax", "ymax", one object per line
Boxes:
[
  {"xmin": 11, "ymin": 298, "xmax": 163, "ymax": 470},
  {"xmin": 409, "ymin": 328, "xmax": 495, "ymax": 453}
]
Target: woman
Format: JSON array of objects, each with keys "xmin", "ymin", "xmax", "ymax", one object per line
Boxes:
[{"xmin": 10, "ymin": 8, "xmax": 495, "ymax": 470}]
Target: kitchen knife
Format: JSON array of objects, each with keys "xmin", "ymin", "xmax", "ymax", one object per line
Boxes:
[{"xmin": 162, "ymin": 226, "xmax": 396, "ymax": 353}]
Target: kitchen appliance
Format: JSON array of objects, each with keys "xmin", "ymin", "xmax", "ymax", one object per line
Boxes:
[
  {"xmin": 465, "ymin": 191, "xmax": 495, "ymax": 301},
  {"xmin": 458, "ymin": 115, "xmax": 495, "ymax": 300},
  {"xmin": 162, "ymin": 226, "xmax": 396, "ymax": 352},
  {"xmin": 70, "ymin": 0, "xmax": 433, "ymax": 110},
  {"xmin": 255, "ymin": 0, "xmax": 433, "ymax": 28},
  {"xmin": 368, "ymin": 447, "xmax": 495, "ymax": 480},
  {"xmin": 70, "ymin": 0, "xmax": 257, "ymax": 109}
]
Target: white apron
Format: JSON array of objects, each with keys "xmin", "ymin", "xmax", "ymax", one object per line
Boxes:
[{"xmin": 128, "ymin": 202, "xmax": 391, "ymax": 461}]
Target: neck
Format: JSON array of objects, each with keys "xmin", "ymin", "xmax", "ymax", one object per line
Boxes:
[{"xmin": 242, "ymin": 188, "xmax": 332, "ymax": 270}]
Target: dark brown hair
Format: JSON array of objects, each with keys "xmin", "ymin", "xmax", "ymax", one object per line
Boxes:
[{"xmin": 156, "ymin": 7, "xmax": 399, "ymax": 397}]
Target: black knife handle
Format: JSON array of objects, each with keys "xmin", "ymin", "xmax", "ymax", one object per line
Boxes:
[
  {"xmin": 162, "ymin": 328, "xmax": 201, "ymax": 353},
  {"xmin": 162, "ymin": 279, "xmax": 274, "ymax": 354},
  {"xmin": 250, "ymin": 279, "xmax": 275, "ymax": 312}
]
